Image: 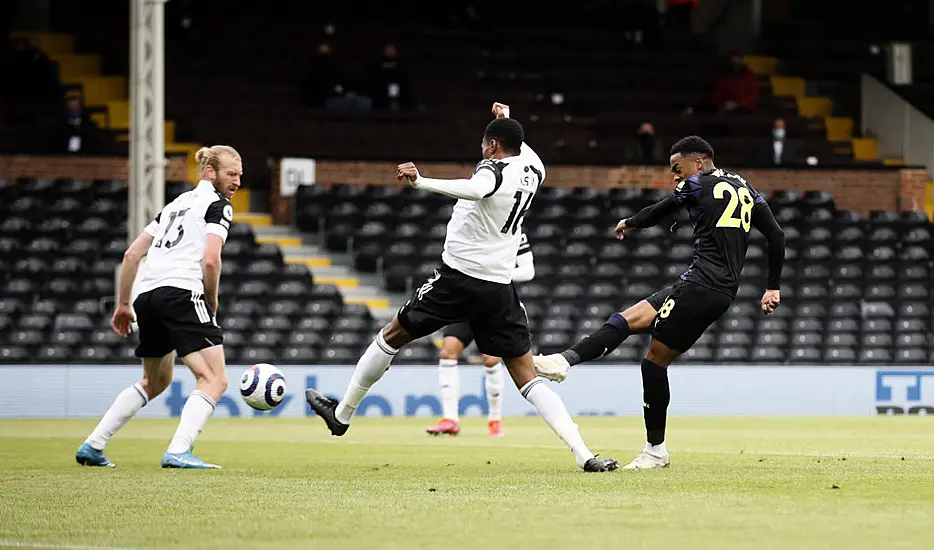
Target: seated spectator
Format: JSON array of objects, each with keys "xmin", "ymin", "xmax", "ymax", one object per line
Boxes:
[
  {"xmin": 55, "ymin": 94, "xmax": 106, "ymax": 154},
  {"xmin": 757, "ymin": 117, "xmax": 800, "ymax": 166},
  {"xmin": 364, "ymin": 43, "xmax": 417, "ymax": 112},
  {"xmin": 626, "ymin": 122, "xmax": 663, "ymax": 164},
  {"xmin": 711, "ymin": 52, "xmax": 759, "ymax": 113}
]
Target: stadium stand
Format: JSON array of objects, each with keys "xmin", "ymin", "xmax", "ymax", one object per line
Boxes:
[
  {"xmin": 3, "ymin": 1, "xmax": 933, "ymax": 366},
  {"xmin": 28, "ymin": 0, "xmax": 873, "ymax": 183}
]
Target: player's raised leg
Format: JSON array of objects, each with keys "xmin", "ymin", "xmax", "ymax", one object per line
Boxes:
[
  {"xmin": 307, "ymin": 267, "xmax": 464, "ymax": 435},
  {"xmin": 162, "ymin": 344, "xmax": 227, "ymax": 469},
  {"xmin": 482, "ymin": 354, "xmax": 505, "ymax": 437},
  {"xmin": 306, "ymin": 316, "xmax": 409, "ymax": 435},
  {"xmin": 77, "ymin": 352, "xmax": 175, "ymax": 467},
  {"xmin": 427, "ymin": 329, "xmax": 469, "ymax": 435},
  {"xmin": 534, "ymin": 295, "xmax": 662, "ymax": 382}
]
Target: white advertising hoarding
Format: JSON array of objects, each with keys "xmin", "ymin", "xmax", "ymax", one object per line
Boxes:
[{"xmin": 1, "ymin": 365, "xmax": 932, "ymax": 418}]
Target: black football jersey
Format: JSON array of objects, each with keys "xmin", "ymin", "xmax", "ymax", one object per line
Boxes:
[{"xmin": 673, "ymin": 169, "xmax": 765, "ymax": 296}]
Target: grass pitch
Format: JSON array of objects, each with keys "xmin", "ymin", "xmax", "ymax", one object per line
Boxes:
[{"xmin": 1, "ymin": 416, "xmax": 932, "ymax": 550}]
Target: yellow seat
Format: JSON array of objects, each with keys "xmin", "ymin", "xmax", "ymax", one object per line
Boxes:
[
  {"xmin": 66, "ymin": 76, "xmax": 127, "ymax": 106},
  {"xmin": 49, "ymin": 54, "xmax": 102, "ymax": 80}
]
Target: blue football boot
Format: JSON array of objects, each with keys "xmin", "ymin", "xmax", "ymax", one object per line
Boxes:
[
  {"xmin": 161, "ymin": 447, "xmax": 221, "ymax": 469},
  {"xmin": 75, "ymin": 442, "xmax": 115, "ymax": 468}
]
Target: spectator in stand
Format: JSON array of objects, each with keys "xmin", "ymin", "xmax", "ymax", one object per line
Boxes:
[
  {"xmin": 55, "ymin": 94, "xmax": 106, "ymax": 155},
  {"xmin": 711, "ymin": 52, "xmax": 759, "ymax": 114},
  {"xmin": 626, "ymin": 122, "xmax": 663, "ymax": 164},
  {"xmin": 364, "ymin": 43, "xmax": 416, "ymax": 112},
  {"xmin": 302, "ymin": 43, "xmax": 347, "ymax": 108},
  {"xmin": 757, "ymin": 117, "xmax": 799, "ymax": 166}
]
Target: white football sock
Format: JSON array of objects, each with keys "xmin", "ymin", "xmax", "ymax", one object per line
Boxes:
[
  {"xmin": 485, "ymin": 363, "xmax": 504, "ymax": 422},
  {"xmin": 438, "ymin": 359, "xmax": 460, "ymax": 420},
  {"xmin": 85, "ymin": 383, "xmax": 149, "ymax": 450},
  {"xmin": 166, "ymin": 390, "xmax": 216, "ymax": 454},
  {"xmin": 646, "ymin": 441, "xmax": 668, "ymax": 457},
  {"xmin": 335, "ymin": 331, "xmax": 398, "ymax": 424},
  {"xmin": 521, "ymin": 378, "xmax": 594, "ymax": 467}
]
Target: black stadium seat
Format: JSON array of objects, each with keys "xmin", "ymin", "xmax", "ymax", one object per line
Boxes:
[{"xmin": 3, "ymin": 180, "xmax": 934, "ymax": 365}]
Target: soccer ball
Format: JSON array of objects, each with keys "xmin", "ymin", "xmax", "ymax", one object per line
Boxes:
[{"xmin": 239, "ymin": 363, "xmax": 287, "ymax": 411}]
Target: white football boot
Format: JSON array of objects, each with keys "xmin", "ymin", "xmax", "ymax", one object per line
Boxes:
[
  {"xmin": 623, "ymin": 443, "xmax": 671, "ymax": 469},
  {"xmin": 532, "ymin": 354, "xmax": 571, "ymax": 383}
]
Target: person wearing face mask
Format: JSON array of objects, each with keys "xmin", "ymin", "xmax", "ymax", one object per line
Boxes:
[
  {"xmin": 711, "ymin": 52, "xmax": 759, "ymax": 114},
  {"xmin": 627, "ymin": 122, "xmax": 663, "ymax": 163},
  {"xmin": 56, "ymin": 94, "xmax": 105, "ymax": 154},
  {"xmin": 758, "ymin": 118, "xmax": 799, "ymax": 166}
]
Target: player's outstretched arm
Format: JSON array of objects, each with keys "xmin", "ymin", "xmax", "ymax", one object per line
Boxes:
[
  {"xmin": 396, "ymin": 162, "xmax": 497, "ymax": 201},
  {"xmin": 622, "ymin": 195, "xmax": 682, "ymax": 230},
  {"xmin": 751, "ymin": 201, "xmax": 785, "ymax": 313}
]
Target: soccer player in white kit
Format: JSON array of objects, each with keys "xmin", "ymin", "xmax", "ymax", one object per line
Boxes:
[
  {"xmin": 306, "ymin": 103, "xmax": 618, "ymax": 472},
  {"xmin": 75, "ymin": 145, "xmax": 239, "ymax": 469}
]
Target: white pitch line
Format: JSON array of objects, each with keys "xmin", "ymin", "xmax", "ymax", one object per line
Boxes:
[{"xmin": 0, "ymin": 541, "xmax": 143, "ymax": 550}]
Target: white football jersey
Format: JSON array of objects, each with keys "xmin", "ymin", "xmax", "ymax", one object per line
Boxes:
[
  {"xmin": 134, "ymin": 180, "xmax": 233, "ymax": 295},
  {"xmin": 442, "ymin": 143, "xmax": 545, "ymax": 284}
]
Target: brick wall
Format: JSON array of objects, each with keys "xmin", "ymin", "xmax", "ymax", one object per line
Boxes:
[
  {"xmin": 3, "ymin": 156, "xmax": 928, "ymax": 223},
  {"xmin": 305, "ymin": 161, "xmax": 929, "ymax": 214},
  {"xmin": 0, "ymin": 155, "xmax": 189, "ymax": 183}
]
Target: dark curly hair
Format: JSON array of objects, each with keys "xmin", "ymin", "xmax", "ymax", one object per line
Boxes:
[
  {"xmin": 484, "ymin": 118, "xmax": 524, "ymax": 154},
  {"xmin": 670, "ymin": 135, "xmax": 715, "ymax": 159}
]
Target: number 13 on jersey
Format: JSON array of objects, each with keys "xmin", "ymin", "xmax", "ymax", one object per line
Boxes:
[{"xmin": 714, "ymin": 182, "xmax": 754, "ymax": 232}]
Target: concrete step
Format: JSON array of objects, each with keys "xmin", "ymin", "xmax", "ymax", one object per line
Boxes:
[
  {"xmin": 279, "ymin": 245, "xmax": 326, "ymax": 256},
  {"xmin": 311, "ymin": 265, "xmax": 359, "ymax": 288},
  {"xmin": 236, "ymin": 218, "xmax": 400, "ymax": 318},
  {"xmin": 252, "ymin": 225, "xmax": 300, "ymax": 237},
  {"xmin": 279, "ymin": 244, "xmax": 331, "ymax": 268}
]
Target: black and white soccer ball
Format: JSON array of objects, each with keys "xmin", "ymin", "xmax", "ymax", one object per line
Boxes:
[{"xmin": 239, "ymin": 363, "xmax": 287, "ymax": 411}]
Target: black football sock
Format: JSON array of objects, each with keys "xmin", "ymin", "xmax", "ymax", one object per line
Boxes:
[
  {"xmin": 641, "ymin": 358, "xmax": 670, "ymax": 446},
  {"xmin": 560, "ymin": 313, "xmax": 630, "ymax": 366}
]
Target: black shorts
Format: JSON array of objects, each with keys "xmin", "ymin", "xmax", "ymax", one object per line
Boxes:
[
  {"xmin": 133, "ymin": 287, "xmax": 224, "ymax": 358},
  {"xmin": 443, "ymin": 323, "xmax": 474, "ymax": 347},
  {"xmin": 397, "ymin": 264, "xmax": 531, "ymax": 358},
  {"xmin": 650, "ymin": 281, "xmax": 732, "ymax": 352},
  {"xmin": 645, "ymin": 284, "xmax": 677, "ymax": 312}
]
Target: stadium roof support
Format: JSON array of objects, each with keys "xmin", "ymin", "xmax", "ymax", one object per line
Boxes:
[{"xmin": 128, "ymin": 0, "xmax": 167, "ymax": 243}]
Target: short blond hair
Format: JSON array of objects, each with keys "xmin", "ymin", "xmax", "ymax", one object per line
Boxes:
[{"xmin": 194, "ymin": 145, "xmax": 241, "ymax": 177}]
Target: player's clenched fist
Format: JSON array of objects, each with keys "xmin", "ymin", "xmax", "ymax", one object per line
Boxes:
[
  {"xmin": 396, "ymin": 162, "xmax": 420, "ymax": 184},
  {"xmin": 492, "ymin": 102, "xmax": 510, "ymax": 119},
  {"xmin": 760, "ymin": 289, "xmax": 781, "ymax": 315},
  {"xmin": 615, "ymin": 218, "xmax": 631, "ymax": 240}
]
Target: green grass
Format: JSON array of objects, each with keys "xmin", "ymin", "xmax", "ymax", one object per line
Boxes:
[{"xmin": 1, "ymin": 417, "xmax": 933, "ymax": 550}]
